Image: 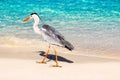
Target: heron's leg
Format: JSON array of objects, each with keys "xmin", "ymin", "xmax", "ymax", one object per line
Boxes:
[
  {"xmin": 37, "ymin": 45, "xmax": 50, "ymax": 64},
  {"xmin": 52, "ymin": 47, "xmax": 62, "ymax": 67}
]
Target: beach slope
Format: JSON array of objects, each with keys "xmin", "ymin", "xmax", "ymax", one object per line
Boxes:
[{"xmin": 0, "ymin": 46, "xmax": 120, "ymax": 80}]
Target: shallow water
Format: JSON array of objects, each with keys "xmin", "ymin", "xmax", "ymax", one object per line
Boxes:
[{"xmin": 0, "ymin": 0, "xmax": 120, "ymax": 53}]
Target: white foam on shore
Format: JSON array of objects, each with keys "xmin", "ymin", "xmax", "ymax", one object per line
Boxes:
[{"xmin": 0, "ymin": 36, "xmax": 44, "ymax": 46}]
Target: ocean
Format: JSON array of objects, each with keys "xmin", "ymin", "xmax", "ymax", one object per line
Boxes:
[{"xmin": 0, "ymin": 0, "xmax": 120, "ymax": 53}]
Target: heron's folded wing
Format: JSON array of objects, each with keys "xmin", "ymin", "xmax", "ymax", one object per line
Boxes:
[{"xmin": 42, "ymin": 24, "xmax": 65, "ymax": 39}]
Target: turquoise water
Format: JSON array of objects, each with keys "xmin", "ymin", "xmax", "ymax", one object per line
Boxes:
[{"xmin": 0, "ymin": 0, "xmax": 120, "ymax": 52}]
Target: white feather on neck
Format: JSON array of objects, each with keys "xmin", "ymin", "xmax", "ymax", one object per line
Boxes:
[{"xmin": 32, "ymin": 14, "xmax": 41, "ymax": 34}]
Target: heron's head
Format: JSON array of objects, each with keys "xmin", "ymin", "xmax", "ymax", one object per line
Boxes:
[{"xmin": 23, "ymin": 13, "xmax": 40, "ymax": 23}]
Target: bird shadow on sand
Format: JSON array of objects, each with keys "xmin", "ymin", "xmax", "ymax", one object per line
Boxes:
[{"xmin": 37, "ymin": 51, "xmax": 74, "ymax": 63}]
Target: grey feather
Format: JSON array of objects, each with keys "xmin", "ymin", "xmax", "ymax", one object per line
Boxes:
[
  {"xmin": 41, "ymin": 24, "xmax": 74, "ymax": 51},
  {"xmin": 42, "ymin": 24, "xmax": 64, "ymax": 38}
]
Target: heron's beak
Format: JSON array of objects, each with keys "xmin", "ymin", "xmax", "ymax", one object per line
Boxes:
[{"xmin": 23, "ymin": 16, "xmax": 31, "ymax": 23}]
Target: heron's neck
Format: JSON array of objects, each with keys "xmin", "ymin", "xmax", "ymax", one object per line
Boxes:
[
  {"xmin": 33, "ymin": 16, "xmax": 40, "ymax": 27},
  {"xmin": 33, "ymin": 16, "xmax": 41, "ymax": 34}
]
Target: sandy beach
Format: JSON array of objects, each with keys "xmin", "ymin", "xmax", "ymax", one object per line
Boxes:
[{"xmin": 0, "ymin": 45, "xmax": 120, "ymax": 80}]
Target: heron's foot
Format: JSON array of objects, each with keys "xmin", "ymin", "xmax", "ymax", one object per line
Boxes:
[
  {"xmin": 36, "ymin": 61, "xmax": 46, "ymax": 64},
  {"xmin": 52, "ymin": 65, "xmax": 62, "ymax": 67}
]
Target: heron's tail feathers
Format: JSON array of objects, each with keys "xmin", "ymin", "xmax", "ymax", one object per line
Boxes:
[{"xmin": 64, "ymin": 41, "xmax": 74, "ymax": 51}]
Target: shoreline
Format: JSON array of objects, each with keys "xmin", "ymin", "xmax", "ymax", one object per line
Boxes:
[
  {"xmin": 0, "ymin": 45, "xmax": 120, "ymax": 61},
  {"xmin": 0, "ymin": 44, "xmax": 120, "ymax": 63}
]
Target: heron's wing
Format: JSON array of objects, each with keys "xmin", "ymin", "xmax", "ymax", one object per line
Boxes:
[
  {"xmin": 42, "ymin": 24, "xmax": 65, "ymax": 39},
  {"xmin": 42, "ymin": 24, "xmax": 74, "ymax": 50}
]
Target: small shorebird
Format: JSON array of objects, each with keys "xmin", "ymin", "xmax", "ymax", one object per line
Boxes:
[{"xmin": 23, "ymin": 13, "xmax": 74, "ymax": 67}]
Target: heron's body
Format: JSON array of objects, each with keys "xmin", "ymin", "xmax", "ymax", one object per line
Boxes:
[
  {"xmin": 23, "ymin": 13, "xmax": 74, "ymax": 67},
  {"xmin": 34, "ymin": 25, "xmax": 63, "ymax": 46}
]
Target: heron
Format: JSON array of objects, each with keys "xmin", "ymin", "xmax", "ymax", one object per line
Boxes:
[{"xmin": 23, "ymin": 13, "xmax": 74, "ymax": 67}]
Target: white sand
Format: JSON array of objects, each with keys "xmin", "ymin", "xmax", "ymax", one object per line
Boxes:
[{"xmin": 0, "ymin": 46, "xmax": 120, "ymax": 80}]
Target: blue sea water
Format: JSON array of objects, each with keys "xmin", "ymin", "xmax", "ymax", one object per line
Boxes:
[{"xmin": 0, "ymin": 0, "xmax": 120, "ymax": 52}]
